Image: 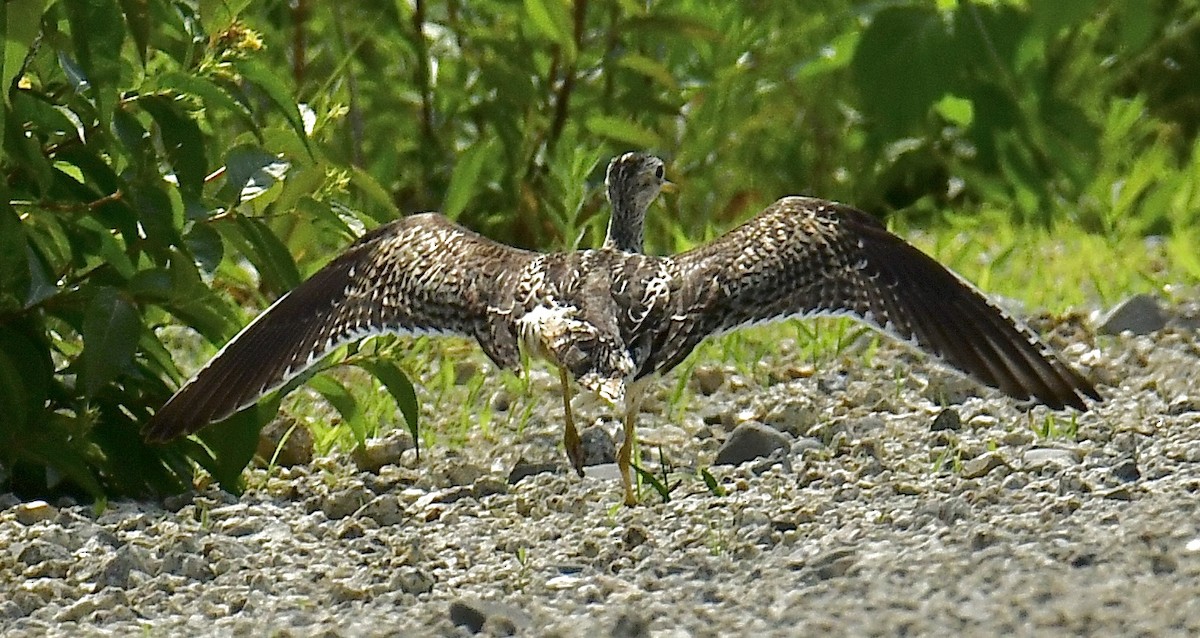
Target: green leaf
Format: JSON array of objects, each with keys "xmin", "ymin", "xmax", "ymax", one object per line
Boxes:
[
  {"xmin": 63, "ymin": 0, "xmax": 125, "ymax": 122},
  {"xmin": 700, "ymin": 467, "xmax": 725, "ymax": 497},
  {"xmin": 140, "ymin": 95, "xmax": 208, "ymax": 200},
  {"xmin": 934, "ymin": 94, "xmax": 974, "ymax": 127},
  {"xmin": 234, "ymin": 59, "xmax": 312, "ymax": 155},
  {"xmin": 632, "ymin": 463, "xmax": 670, "ymax": 504},
  {"xmin": 82, "ymin": 287, "xmax": 143, "ymax": 398},
  {"xmin": 357, "ymin": 360, "xmax": 420, "ymax": 458},
  {"xmin": 0, "ymin": 322, "xmax": 51, "ymax": 443},
  {"xmin": 221, "ymin": 215, "xmax": 302, "ymax": 294},
  {"xmin": 523, "ymin": 0, "xmax": 574, "ymax": 56},
  {"xmin": 152, "ymin": 71, "xmax": 259, "ymax": 135},
  {"xmin": 851, "ymin": 5, "xmax": 958, "ymax": 140},
  {"xmin": 350, "ymin": 167, "xmax": 400, "ymax": 222},
  {"xmin": 184, "ymin": 222, "xmax": 224, "ymax": 273},
  {"xmin": 193, "ymin": 398, "xmax": 279, "ymax": 494},
  {"xmin": 220, "ymin": 143, "xmax": 290, "ymax": 207},
  {"xmin": 584, "ymin": 115, "xmax": 663, "ymax": 149},
  {"xmin": 307, "ymin": 374, "xmax": 371, "ymax": 448},
  {"xmin": 118, "ymin": 0, "xmax": 152, "ymax": 65},
  {"xmin": 1, "ymin": 0, "xmax": 49, "ymax": 107},
  {"xmin": 443, "ymin": 139, "xmax": 498, "ymax": 220},
  {"xmin": 616, "ymin": 54, "xmax": 677, "ymax": 90},
  {"xmin": 0, "ymin": 202, "xmax": 29, "ymax": 312}
]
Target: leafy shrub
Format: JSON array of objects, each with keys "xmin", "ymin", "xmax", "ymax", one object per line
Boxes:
[{"xmin": 2, "ymin": 0, "xmax": 1196, "ymax": 499}]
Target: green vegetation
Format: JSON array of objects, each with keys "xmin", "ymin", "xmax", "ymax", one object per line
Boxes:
[{"xmin": 1, "ymin": 1, "xmax": 1196, "ymax": 499}]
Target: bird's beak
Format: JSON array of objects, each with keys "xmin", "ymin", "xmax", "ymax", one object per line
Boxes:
[{"xmin": 660, "ymin": 180, "xmax": 678, "ymax": 194}]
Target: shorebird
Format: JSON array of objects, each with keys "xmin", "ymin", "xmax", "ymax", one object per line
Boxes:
[{"xmin": 145, "ymin": 153, "xmax": 1100, "ymax": 505}]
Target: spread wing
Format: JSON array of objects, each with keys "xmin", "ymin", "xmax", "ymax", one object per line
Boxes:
[
  {"xmin": 649, "ymin": 196, "xmax": 1100, "ymax": 410},
  {"xmin": 144, "ymin": 213, "xmax": 537, "ymax": 442}
]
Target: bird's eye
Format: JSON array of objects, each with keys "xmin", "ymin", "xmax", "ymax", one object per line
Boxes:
[{"xmin": 654, "ymin": 165, "xmax": 664, "ymax": 179}]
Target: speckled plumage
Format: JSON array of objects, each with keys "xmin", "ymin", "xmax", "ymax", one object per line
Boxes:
[{"xmin": 145, "ymin": 153, "xmax": 1100, "ymax": 505}]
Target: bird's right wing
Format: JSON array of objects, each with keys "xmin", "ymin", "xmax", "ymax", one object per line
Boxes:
[
  {"xmin": 144, "ymin": 213, "xmax": 537, "ymax": 442},
  {"xmin": 650, "ymin": 197, "xmax": 1099, "ymax": 410}
]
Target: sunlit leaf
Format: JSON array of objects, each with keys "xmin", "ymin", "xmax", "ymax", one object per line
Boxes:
[
  {"xmin": 234, "ymin": 59, "xmax": 312, "ymax": 155},
  {"xmin": 443, "ymin": 139, "xmax": 499, "ymax": 220},
  {"xmin": 357, "ymin": 360, "xmax": 420, "ymax": 458},
  {"xmin": 584, "ymin": 115, "xmax": 663, "ymax": 148},
  {"xmin": 308, "ymin": 374, "xmax": 371, "ymax": 448}
]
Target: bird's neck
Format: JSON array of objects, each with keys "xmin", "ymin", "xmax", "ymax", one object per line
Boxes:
[{"xmin": 603, "ymin": 196, "xmax": 646, "ymax": 253}]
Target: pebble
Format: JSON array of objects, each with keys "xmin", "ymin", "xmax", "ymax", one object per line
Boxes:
[
  {"xmin": 713, "ymin": 421, "xmax": 792, "ymax": 466},
  {"xmin": 1096, "ymin": 294, "xmax": 1167, "ymax": 335},
  {"xmin": 3, "ymin": 308, "xmax": 1199, "ymax": 637},
  {"xmin": 15, "ymin": 501, "xmax": 55, "ymax": 525}
]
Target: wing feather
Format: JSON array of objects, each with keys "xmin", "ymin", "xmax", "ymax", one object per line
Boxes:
[
  {"xmin": 145, "ymin": 213, "xmax": 536, "ymax": 442},
  {"xmin": 655, "ymin": 196, "xmax": 1100, "ymax": 410}
]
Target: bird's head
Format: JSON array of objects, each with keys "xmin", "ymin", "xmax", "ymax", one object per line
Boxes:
[{"xmin": 605, "ymin": 152, "xmax": 673, "ymax": 216}]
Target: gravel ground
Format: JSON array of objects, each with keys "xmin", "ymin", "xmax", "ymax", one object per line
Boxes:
[{"xmin": 4, "ymin": 301, "xmax": 1200, "ymax": 637}]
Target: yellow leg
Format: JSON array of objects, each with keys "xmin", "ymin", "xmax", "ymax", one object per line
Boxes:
[
  {"xmin": 560, "ymin": 368, "xmax": 585, "ymax": 477},
  {"xmin": 618, "ymin": 381, "xmax": 646, "ymax": 506}
]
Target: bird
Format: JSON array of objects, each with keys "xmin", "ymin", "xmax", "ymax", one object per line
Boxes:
[{"xmin": 145, "ymin": 152, "xmax": 1101, "ymax": 506}]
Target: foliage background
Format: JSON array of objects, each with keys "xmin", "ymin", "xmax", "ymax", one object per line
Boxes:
[{"xmin": 1, "ymin": 0, "xmax": 1197, "ymax": 498}]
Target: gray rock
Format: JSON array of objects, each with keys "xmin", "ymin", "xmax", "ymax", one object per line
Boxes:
[
  {"xmin": 507, "ymin": 458, "xmax": 559, "ymax": 484},
  {"xmin": 714, "ymin": 421, "xmax": 791, "ymax": 466},
  {"xmin": 962, "ymin": 452, "xmax": 1008, "ymax": 479},
  {"xmin": 392, "ymin": 567, "xmax": 435, "ymax": 595},
  {"xmin": 17, "ymin": 540, "xmax": 70, "ymax": 566},
  {"xmin": 764, "ymin": 398, "xmax": 819, "ymax": 436},
  {"xmin": 692, "ymin": 365, "xmax": 726, "ymax": 395},
  {"xmin": 612, "ymin": 611, "xmax": 652, "ymax": 638},
  {"xmin": 580, "ymin": 425, "xmax": 617, "ymax": 466},
  {"xmin": 471, "ymin": 476, "xmax": 509, "ymax": 499},
  {"xmin": 357, "ymin": 494, "xmax": 407, "ymax": 526},
  {"xmin": 1098, "ymin": 294, "xmax": 1167, "ymax": 335},
  {"xmin": 1023, "ymin": 448, "xmax": 1082, "ymax": 469},
  {"xmin": 930, "ymin": 408, "xmax": 962, "ymax": 432},
  {"xmin": 1112, "ymin": 458, "xmax": 1140, "ymax": 482},
  {"xmin": 449, "ymin": 598, "xmax": 531, "ymax": 634},
  {"xmin": 352, "ymin": 431, "xmax": 412, "ymax": 472},
  {"xmin": 15, "ymin": 500, "xmax": 56, "ymax": 525},
  {"xmin": 256, "ymin": 417, "xmax": 314, "ymax": 467}
]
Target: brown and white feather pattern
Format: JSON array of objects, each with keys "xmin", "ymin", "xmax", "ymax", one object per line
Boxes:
[{"xmin": 146, "ymin": 195, "xmax": 1098, "ymax": 443}]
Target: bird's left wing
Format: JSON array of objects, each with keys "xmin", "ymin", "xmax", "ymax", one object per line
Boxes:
[
  {"xmin": 144, "ymin": 213, "xmax": 537, "ymax": 442},
  {"xmin": 648, "ymin": 197, "xmax": 1099, "ymax": 410}
]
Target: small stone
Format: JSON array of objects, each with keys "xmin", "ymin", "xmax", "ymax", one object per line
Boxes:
[
  {"xmin": 507, "ymin": 458, "xmax": 559, "ymax": 484},
  {"xmin": 962, "ymin": 452, "xmax": 1008, "ymax": 479},
  {"xmin": 17, "ymin": 540, "xmax": 70, "ymax": 566},
  {"xmin": 1112, "ymin": 458, "xmax": 1140, "ymax": 482},
  {"xmin": 472, "ymin": 476, "xmax": 509, "ymax": 499},
  {"xmin": 1023, "ymin": 448, "xmax": 1081, "ymax": 469},
  {"xmin": 612, "ymin": 612, "xmax": 652, "ymax": 638},
  {"xmin": 322, "ymin": 485, "xmax": 372, "ymax": 520},
  {"xmin": 490, "ymin": 390, "xmax": 513, "ymax": 412},
  {"xmin": 15, "ymin": 500, "xmax": 56, "ymax": 525},
  {"xmin": 454, "ymin": 360, "xmax": 480, "ymax": 384},
  {"xmin": 357, "ymin": 494, "xmax": 407, "ymax": 526},
  {"xmin": 714, "ymin": 421, "xmax": 792, "ymax": 466},
  {"xmin": 256, "ymin": 417, "xmax": 314, "ymax": 467},
  {"xmin": 1167, "ymin": 397, "xmax": 1200, "ymax": 416},
  {"xmin": 692, "ymin": 365, "xmax": 726, "ymax": 395},
  {"xmin": 448, "ymin": 598, "xmax": 531, "ymax": 634},
  {"xmin": 352, "ymin": 431, "xmax": 412, "ymax": 473},
  {"xmin": 1097, "ymin": 294, "xmax": 1167, "ymax": 335},
  {"xmin": 764, "ymin": 398, "xmax": 819, "ymax": 436},
  {"xmin": 930, "ymin": 408, "xmax": 962, "ymax": 432},
  {"xmin": 392, "ymin": 567, "xmax": 435, "ymax": 595},
  {"xmin": 580, "ymin": 425, "xmax": 617, "ymax": 466}
]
